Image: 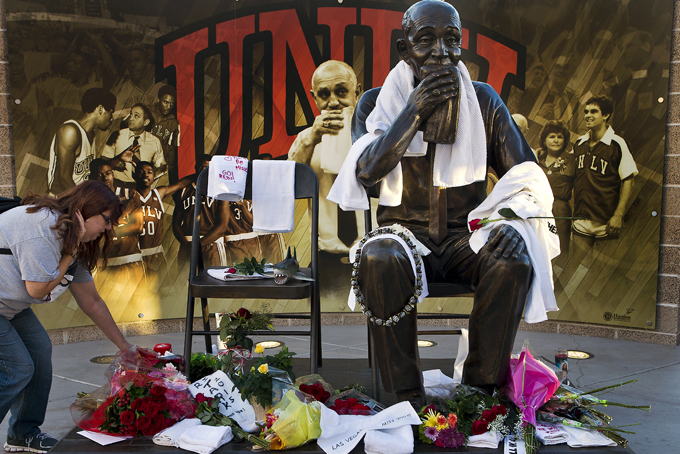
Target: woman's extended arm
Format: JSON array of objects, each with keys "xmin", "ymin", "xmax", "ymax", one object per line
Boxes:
[{"xmin": 69, "ymin": 280, "xmax": 132, "ymax": 351}]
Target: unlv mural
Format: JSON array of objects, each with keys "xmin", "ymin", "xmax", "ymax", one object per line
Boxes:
[{"xmin": 6, "ymin": 0, "xmax": 671, "ymax": 330}]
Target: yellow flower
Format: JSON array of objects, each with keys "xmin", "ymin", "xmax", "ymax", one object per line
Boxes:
[
  {"xmin": 258, "ymin": 363, "xmax": 269, "ymax": 374},
  {"xmin": 255, "ymin": 344, "xmax": 265, "ymax": 354},
  {"xmin": 423, "ymin": 409, "xmax": 440, "ymax": 428}
]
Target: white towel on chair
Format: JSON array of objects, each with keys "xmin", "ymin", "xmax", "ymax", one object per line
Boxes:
[
  {"xmin": 364, "ymin": 425, "xmax": 414, "ymax": 454},
  {"xmin": 177, "ymin": 425, "xmax": 233, "ymax": 454},
  {"xmin": 252, "ymin": 160, "xmax": 296, "ymax": 233},
  {"xmin": 152, "ymin": 418, "xmax": 201, "ymax": 446}
]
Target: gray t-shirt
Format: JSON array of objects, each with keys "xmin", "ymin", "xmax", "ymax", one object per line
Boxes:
[{"xmin": 0, "ymin": 206, "xmax": 92, "ymax": 319}]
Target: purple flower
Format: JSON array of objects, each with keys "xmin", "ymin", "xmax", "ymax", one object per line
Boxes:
[
  {"xmin": 437, "ymin": 427, "xmax": 465, "ymax": 449},
  {"xmin": 424, "ymin": 426, "xmax": 438, "ymax": 441}
]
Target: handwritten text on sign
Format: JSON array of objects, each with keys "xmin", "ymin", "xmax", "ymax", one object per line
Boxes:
[{"xmin": 188, "ymin": 370, "xmax": 258, "ymax": 432}]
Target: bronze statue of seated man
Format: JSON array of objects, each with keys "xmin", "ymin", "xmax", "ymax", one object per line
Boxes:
[{"xmin": 350, "ymin": 0, "xmax": 537, "ymax": 407}]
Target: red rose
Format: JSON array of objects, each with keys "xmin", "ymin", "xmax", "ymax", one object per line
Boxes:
[
  {"xmin": 120, "ymin": 410, "xmax": 136, "ymax": 426},
  {"xmin": 469, "ymin": 219, "xmax": 484, "ymax": 231},
  {"xmin": 236, "ymin": 308, "xmax": 252, "ymax": 319},
  {"xmin": 482, "ymin": 409, "xmax": 496, "ymax": 422},
  {"xmin": 150, "ymin": 385, "xmax": 167, "ymax": 398},
  {"xmin": 135, "ymin": 416, "xmax": 152, "ymax": 433},
  {"xmin": 195, "ymin": 393, "xmax": 210, "ymax": 404},
  {"xmin": 152, "ymin": 393, "xmax": 167, "ymax": 403},
  {"xmin": 423, "ymin": 404, "xmax": 436, "ymax": 414},
  {"xmin": 146, "ymin": 401, "xmax": 161, "ymax": 418},
  {"xmin": 131, "ymin": 398, "xmax": 148, "ymax": 412},
  {"xmin": 471, "ymin": 419, "xmax": 489, "ymax": 435},
  {"xmin": 153, "ymin": 416, "xmax": 168, "ymax": 433},
  {"xmin": 492, "ymin": 404, "xmax": 507, "ymax": 416}
]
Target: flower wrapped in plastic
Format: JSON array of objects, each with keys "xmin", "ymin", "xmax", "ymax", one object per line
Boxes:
[
  {"xmin": 72, "ymin": 371, "xmax": 196, "ymax": 437},
  {"xmin": 294, "ymin": 375, "xmax": 333, "ymax": 404},
  {"xmin": 70, "ymin": 346, "xmax": 195, "ymax": 437},
  {"xmin": 258, "ymin": 388, "xmax": 322, "ymax": 450},
  {"xmin": 503, "ymin": 342, "xmax": 560, "ymax": 426},
  {"xmin": 325, "ymin": 388, "xmax": 384, "ymax": 416},
  {"xmin": 502, "ymin": 341, "xmax": 560, "ymax": 453}
]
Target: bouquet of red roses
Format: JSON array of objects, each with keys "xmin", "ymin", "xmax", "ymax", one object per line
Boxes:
[
  {"xmin": 74, "ymin": 371, "xmax": 196, "ymax": 437},
  {"xmin": 295, "ymin": 375, "xmax": 333, "ymax": 404},
  {"xmin": 325, "ymin": 389, "xmax": 383, "ymax": 416}
]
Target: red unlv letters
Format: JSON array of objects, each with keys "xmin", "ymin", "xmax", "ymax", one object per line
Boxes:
[{"xmin": 157, "ymin": 5, "xmax": 522, "ymax": 178}]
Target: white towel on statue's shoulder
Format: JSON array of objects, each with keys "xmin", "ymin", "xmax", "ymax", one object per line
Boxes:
[
  {"xmin": 535, "ymin": 422, "xmax": 570, "ymax": 445},
  {"xmin": 467, "ymin": 431, "xmax": 502, "ymax": 448},
  {"xmin": 364, "ymin": 425, "xmax": 414, "ymax": 454},
  {"xmin": 152, "ymin": 418, "xmax": 201, "ymax": 447},
  {"xmin": 177, "ymin": 425, "xmax": 233, "ymax": 454},
  {"xmin": 468, "ymin": 161, "xmax": 560, "ymax": 323},
  {"xmin": 328, "ymin": 60, "xmax": 486, "ymax": 210},
  {"xmin": 367, "ymin": 60, "xmax": 487, "ymax": 187},
  {"xmin": 562, "ymin": 426, "xmax": 617, "ymax": 447},
  {"xmin": 328, "ymin": 133, "xmax": 378, "ymax": 210},
  {"xmin": 252, "ymin": 160, "xmax": 295, "ymax": 233}
]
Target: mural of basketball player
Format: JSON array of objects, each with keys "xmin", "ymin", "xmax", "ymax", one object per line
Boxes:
[
  {"xmin": 572, "ymin": 95, "xmax": 638, "ymax": 240},
  {"xmin": 47, "ymin": 88, "xmax": 116, "ymax": 195},
  {"xmin": 287, "ymin": 60, "xmax": 364, "ymax": 255},
  {"xmin": 89, "ymin": 158, "xmax": 145, "ymax": 316},
  {"xmin": 89, "ymin": 158, "xmax": 144, "ymax": 267},
  {"xmin": 172, "ymin": 155, "xmax": 230, "ymax": 267},
  {"xmin": 133, "ymin": 162, "xmax": 192, "ymax": 275},
  {"xmin": 151, "ymin": 85, "xmax": 180, "ymax": 184}
]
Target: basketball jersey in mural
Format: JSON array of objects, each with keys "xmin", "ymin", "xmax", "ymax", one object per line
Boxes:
[
  {"xmin": 139, "ymin": 189, "xmax": 165, "ymax": 255},
  {"xmin": 47, "ymin": 120, "xmax": 95, "ymax": 191},
  {"xmin": 108, "ymin": 187, "xmax": 143, "ymax": 265},
  {"xmin": 178, "ymin": 183, "xmax": 217, "ymax": 237}
]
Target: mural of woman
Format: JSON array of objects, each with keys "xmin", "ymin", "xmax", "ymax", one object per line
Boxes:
[{"xmin": 536, "ymin": 120, "xmax": 574, "ymax": 257}]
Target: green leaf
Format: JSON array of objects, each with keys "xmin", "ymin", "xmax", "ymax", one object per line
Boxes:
[
  {"xmin": 498, "ymin": 207, "xmax": 519, "ymax": 219},
  {"xmin": 200, "ymin": 415, "xmax": 211, "ymax": 423}
]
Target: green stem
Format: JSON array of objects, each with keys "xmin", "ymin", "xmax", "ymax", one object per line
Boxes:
[{"xmin": 580, "ymin": 380, "xmax": 638, "ymax": 396}]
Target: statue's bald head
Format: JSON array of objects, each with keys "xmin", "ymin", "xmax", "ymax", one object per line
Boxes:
[
  {"xmin": 310, "ymin": 60, "xmax": 361, "ymax": 112},
  {"xmin": 398, "ymin": 0, "xmax": 462, "ymax": 82},
  {"xmin": 402, "ymin": 0, "xmax": 459, "ymax": 38}
]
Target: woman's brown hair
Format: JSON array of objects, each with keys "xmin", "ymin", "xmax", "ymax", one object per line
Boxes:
[
  {"xmin": 21, "ymin": 181, "xmax": 123, "ymax": 271},
  {"xmin": 538, "ymin": 120, "xmax": 571, "ymax": 159}
]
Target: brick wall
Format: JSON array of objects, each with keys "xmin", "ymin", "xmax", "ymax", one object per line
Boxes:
[{"xmin": 0, "ymin": 0, "xmax": 16, "ymax": 199}]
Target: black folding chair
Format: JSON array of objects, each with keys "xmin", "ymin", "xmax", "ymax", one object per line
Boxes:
[{"xmin": 183, "ymin": 163, "xmax": 321, "ymax": 377}]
